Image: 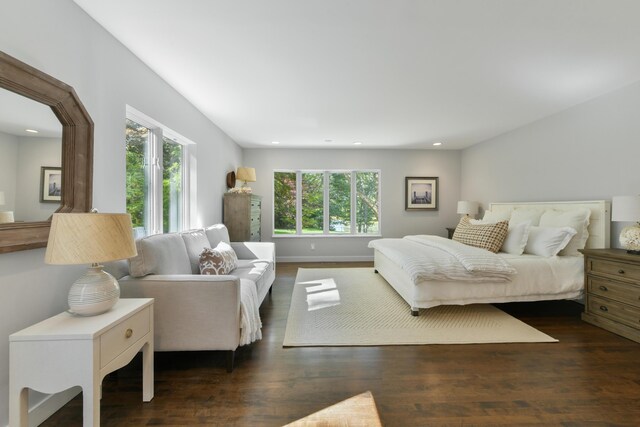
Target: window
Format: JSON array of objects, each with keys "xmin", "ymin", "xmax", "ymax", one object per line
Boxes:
[
  {"xmin": 273, "ymin": 170, "xmax": 380, "ymax": 236},
  {"xmin": 126, "ymin": 107, "xmax": 193, "ymax": 237}
]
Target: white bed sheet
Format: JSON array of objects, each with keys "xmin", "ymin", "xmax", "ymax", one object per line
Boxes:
[{"xmin": 374, "ymin": 249, "xmax": 584, "ymax": 310}]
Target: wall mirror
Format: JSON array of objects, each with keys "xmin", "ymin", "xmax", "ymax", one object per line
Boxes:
[{"xmin": 0, "ymin": 51, "xmax": 93, "ymax": 253}]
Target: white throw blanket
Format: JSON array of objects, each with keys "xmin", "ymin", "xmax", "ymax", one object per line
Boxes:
[
  {"xmin": 239, "ymin": 279, "xmax": 262, "ymax": 346},
  {"xmin": 368, "ymin": 235, "xmax": 517, "ymax": 283}
]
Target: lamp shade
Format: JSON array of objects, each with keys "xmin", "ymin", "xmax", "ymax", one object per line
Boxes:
[
  {"xmin": 612, "ymin": 196, "xmax": 640, "ymax": 222},
  {"xmin": 236, "ymin": 167, "xmax": 256, "ymax": 183},
  {"xmin": 0, "ymin": 191, "xmax": 5, "ymax": 205},
  {"xmin": 457, "ymin": 201, "xmax": 479, "ymax": 216},
  {"xmin": 45, "ymin": 213, "xmax": 137, "ymax": 265}
]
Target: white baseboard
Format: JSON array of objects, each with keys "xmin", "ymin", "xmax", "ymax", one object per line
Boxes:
[
  {"xmin": 276, "ymin": 255, "xmax": 374, "ymax": 263},
  {"xmin": 28, "ymin": 387, "xmax": 81, "ymax": 427}
]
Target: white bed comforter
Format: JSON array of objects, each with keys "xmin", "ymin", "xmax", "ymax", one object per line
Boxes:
[{"xmin": 368, "ymin": 235, "xmax": 517, "ymax": 283}]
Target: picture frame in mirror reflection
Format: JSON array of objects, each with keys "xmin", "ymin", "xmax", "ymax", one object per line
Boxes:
[{"xmin": 40, "ymin": 166, "xmax": 62, "ymax": 203}]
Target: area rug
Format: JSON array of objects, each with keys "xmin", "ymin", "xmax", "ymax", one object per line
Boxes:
[{"xmin": 283, "ymin": 268, "xmax": 558, "ymax": 346}]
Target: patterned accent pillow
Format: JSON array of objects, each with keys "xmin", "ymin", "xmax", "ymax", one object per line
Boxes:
[
  {"xmin": 199, "ymin": 242, "xmax": 239, "ymax": 275},
  {"xmin": 452, "ymin": 216, "xmax": 509, "ymax": 253}
]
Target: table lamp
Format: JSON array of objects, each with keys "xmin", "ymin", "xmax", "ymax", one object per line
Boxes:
[
  {"xmin": 45, "ymin": 212, "xmax": 137, "ymax": 316},
  {"xmin": 236, "ymin": 167, "xmax": 256, "ymax": 192},
  {"xmin": 612, "ymin": 195, "xmax": 640, "ymax": 254},
  {"xmin": 457, "ymin": 201, "xmax": 479, "ymax": 218}
]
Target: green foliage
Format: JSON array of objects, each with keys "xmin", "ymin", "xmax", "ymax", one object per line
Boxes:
[
  {"xmin": 125, "ymin": 119, "xmax": 147, "ymax": 229},
  {"xmin": 356, "ymin": 172, "xmax": 379, "ymax": 234},
  {"xmin": 329, "ymin": 173, "xmax": 351, "ymax": 232},
  {"xmin": 301, "ymin": 173, "xmax": 323, "ymax": 232},
  {"xmin": 162, "ymin": 138, "xmax": 182, "ymax": 233},
  {"xmin": 274, "ymin": 172, "xmax": 296, "ymax": 231}
]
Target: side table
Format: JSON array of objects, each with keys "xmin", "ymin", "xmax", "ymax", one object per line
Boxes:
[
  {"xmin": 9, "ymin": 298, "xmax": 154, "ymax": 427},
  {"xmin": 446, "ymin": 227, "xmax": 456, "ymax": 239}
]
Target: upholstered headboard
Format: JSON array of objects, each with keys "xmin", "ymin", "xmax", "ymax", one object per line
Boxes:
[{"xmin": 488, "ymin": 200, "xmax": 611, "ymax": 249}]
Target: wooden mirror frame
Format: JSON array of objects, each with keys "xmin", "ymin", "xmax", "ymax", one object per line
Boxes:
[{"xmin": 0, "ymin": 51, "xmax": 93, "ymax": 253}]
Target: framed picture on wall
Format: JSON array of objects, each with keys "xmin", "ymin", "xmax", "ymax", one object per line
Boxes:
[
  {"xmin": 40, "ymin": 166, "xmax": 62, "ymax": 203},
  {"xmin": 405, "ymin": 176, "xmax": 438, "ymax": 210}
]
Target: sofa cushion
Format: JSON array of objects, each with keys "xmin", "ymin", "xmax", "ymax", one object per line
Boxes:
[
  {"xmin": 181, "ymin": 229, "xmax": 211, "ymax": 274},
  {"xmin": 200, "ymin": 242, "xmax": 239, "ymax": 275},
  {"xmin": 129, "ymin": 233, "xmax": 191, "ymax": 277},
  {"xmin": 206, "ymin": 224, "xmax": 231, "ymax": 247}
]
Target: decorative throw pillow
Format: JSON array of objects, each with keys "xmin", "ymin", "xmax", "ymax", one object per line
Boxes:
[
  {"xmin": 199, "ymin": 242, "xmax": 239, "ymax": 275},
  {"xmin": 524, "ymin": 226, "xmax": 577, "ymax": 257},
  {"xmin": 452, "ymin": 216, "xmax": 509, "ymax": 253}
]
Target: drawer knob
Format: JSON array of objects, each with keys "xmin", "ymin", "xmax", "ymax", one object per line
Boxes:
[
  {"xmin": 598, "ymin": 285, "xmax": 608, "ymax": 292},
  {"xmin": 125, "ymin": 328, "xmax": 133, "ymax": 338},
  {"xmin": 618, "ymin": 269, "xmax": 625, "ymax": 274},
  {"xmin": 599, "ymin": 305, "xmax": 608, "ymax": 312}
]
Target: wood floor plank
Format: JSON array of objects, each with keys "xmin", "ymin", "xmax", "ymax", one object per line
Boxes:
[{"xmin": 40, "ymin": 262, "xmax": 640, "ymax": 426}]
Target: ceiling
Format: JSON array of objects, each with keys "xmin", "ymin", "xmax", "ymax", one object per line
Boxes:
[{"xmin": 74, "ymin": 0, "xmax": 640, "ymax": 149}]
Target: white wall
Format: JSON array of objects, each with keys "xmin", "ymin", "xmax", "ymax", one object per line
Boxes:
[
  {"xmin": 461, "ymin": 79, "xmax": 640, "ymax": 247},
  {"xmin": 0, "ymin": 1, "xmax": 242, "ymax": 425},
  {"xmin": 244, "ymin": 148, "xmax": 461, "ymax": 261},
  {"xmin": 0, "ymin": 132, "xmax": 17, "ymax": 212},
  {"xmin": 14, "ymin": 137, "xmax": 61, "ymax": 222}
]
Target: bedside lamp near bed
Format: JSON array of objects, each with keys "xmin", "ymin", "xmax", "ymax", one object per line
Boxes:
[
  {"xmin": 457, "ymin": 201, "xmax": 479, "ymax": 219},
  {"xmin": 612, "ymin": 195, "xmax": 640, "ymax": 254}
]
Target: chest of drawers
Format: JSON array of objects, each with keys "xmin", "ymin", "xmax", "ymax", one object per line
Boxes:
[
  {"xmin": 224, "ymin": 193, "xmax": 262, "ymax": 241},
  {"xmin": 581, "ymin": 248, "xmax": 640, "ymax": 343}
]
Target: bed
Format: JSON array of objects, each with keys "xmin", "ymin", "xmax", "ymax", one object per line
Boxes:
[{"xmin": 370, "ymin": 201, "xmax": 611, "ymax": 315}]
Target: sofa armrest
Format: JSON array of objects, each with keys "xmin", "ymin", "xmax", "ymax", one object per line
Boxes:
[
  {"xmin": 119, "ymin": 274, "xmax": 241, "ymax": 351},
  {"xmin": 231, "ymin": 241, "xmax": 275, "ymax": 261}
]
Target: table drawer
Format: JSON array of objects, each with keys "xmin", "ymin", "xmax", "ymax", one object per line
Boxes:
[
  {"xmin": 587, "ymin": 295, "xmax": 640, "ymax": 330},
  {"xmin": 589, "ymin": 258, "xmax": 640, "ymax": 282},
  {"xmin": 100, "ymin": 306, "xmax": 150, "ymax": 368},
  {"xmin": 587, "ymin": 276, "xmax": 640, "ymax": 307}
]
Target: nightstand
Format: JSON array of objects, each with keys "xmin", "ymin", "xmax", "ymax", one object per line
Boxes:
[
  {"xmin": 446, "ymin": 227, "xmax": 456, "ymax": 239},
  {"xmin": 580, "ymin": 248, "xmax": 640, "ymax": 344},
  {"xmin": 10, "ymin": 298, "xmax": 154, "ymax": 427}
]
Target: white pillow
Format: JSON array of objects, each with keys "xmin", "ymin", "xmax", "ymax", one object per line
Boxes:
[
  {"xmin": 482, "ymin": 210, "xmax": 511, "ymax": 223},
  {"xmin": 524, "ymin": 226, "xmax": 577, "ymax": 257},
  {"xmin": 539, "ymin": 209, "xmax": 590, "ymax": 256},
  {"xmin": 501, "ymin": 221, "xmax": 531, "ymax": 255},
  {"xmin": 510, "ymin": 208, "xmax": 544, "ymax": 226}
]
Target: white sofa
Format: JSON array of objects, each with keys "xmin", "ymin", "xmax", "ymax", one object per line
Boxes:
[{"xmin": 107, "ymin": 224, "xmax": 275, "ymax": 372}]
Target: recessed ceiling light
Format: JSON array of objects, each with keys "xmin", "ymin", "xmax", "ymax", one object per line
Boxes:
[
  {"xmin": 25, "ymin": 129, "xmax": 39, "ymax": 134},
  {"xmin": 324, "ymin": 139, "xmax": 333, "ymax": 143},
  {"xmin": 271, "ymin": 141, "xmax": 280, "ymax": 145},
  {"xmin": 433, "ymin": 142, "xmax": 442, "ymax": 146},
  {"xmin": 353, "ymin": 142, "xmax": 362, "ymax": 146}
]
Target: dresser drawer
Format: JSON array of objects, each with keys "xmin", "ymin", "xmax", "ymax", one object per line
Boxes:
[
  {"xmin": 587, "ymin": 295, "xmax": 640, "ymax": 330},
  {"xmin": 100, "ymin": 306, "xmax": 151, "ymax": 368},
  {"xmin": 587, "ymin": 276, "xmax": 640, "ymax": 307},
  {"xmin": 589, "ymin": 258, "xmax": 640, "ymax": 282}
]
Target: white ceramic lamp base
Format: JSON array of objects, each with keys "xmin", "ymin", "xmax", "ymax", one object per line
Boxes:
[
  {"xmin": 619, "ymin": 224, "xmax": 640, "ymax": 254},
  {"xmin": 68, "ymin": 265, "xmax": 120, "ymax": 316}
]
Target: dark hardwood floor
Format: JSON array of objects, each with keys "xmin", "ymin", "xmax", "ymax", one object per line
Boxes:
[{"xmin": 42, "ymin": 262, "xmax": 640, "ymax": 426}]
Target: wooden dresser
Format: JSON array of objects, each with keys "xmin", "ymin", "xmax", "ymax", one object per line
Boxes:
[
  {"xmin": 223, "ymin": 193, "xmax": 261, "ymax": 242},
  {"xmin": 581, "ymin": 248, "xmax": 640, "ymax": 343}
]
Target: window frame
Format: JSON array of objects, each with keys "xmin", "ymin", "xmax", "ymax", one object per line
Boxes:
[
  {"xmin": 126, "ymin": 105, "xmax": 195, "ymax": 236},
  {"xmin": 272, "ymin": 169, "xmax": 382, "ymax": 238}
]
